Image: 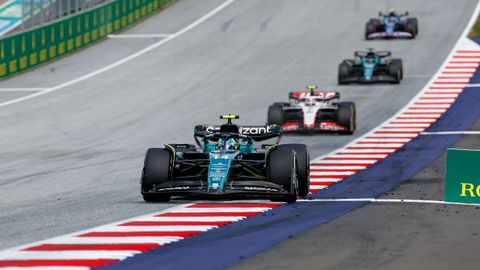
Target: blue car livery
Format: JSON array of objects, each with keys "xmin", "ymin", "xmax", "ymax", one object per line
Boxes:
[{"xmin": 365, "ymin": 11, "xmax": 418, "ymax": 40}]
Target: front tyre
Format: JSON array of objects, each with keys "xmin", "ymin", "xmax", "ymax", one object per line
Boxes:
[
  {"xmin": 338, "ymin": 62, "xmax": 351, "ymax": 85},
  {"xmin": 337, "ymin": 102, "xmax": 356, "ymax": 135},
  {"xmin": 268, "ymin": 146, "xmax": 298, "ymax": 203},
  {"xmin": 141, "ymin": 148, "xmax": 172, "ymax": 202},
  {"xmin": 278, "ymin": 144, "xmax": 309, "ymax": 197},
  {"xmin": 365, "ymin": 22, "xmax": 376, "ymax": 39},
  {"xmin": 406, "ymin": 18, "xmax": 418, "ymax": 36}
]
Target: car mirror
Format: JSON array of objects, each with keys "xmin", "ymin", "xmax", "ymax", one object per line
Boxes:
[{"xmin": 261, "ymin": 144, "xmax": 273, "ymax": 149}]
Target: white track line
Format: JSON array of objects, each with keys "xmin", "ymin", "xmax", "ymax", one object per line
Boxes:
[
  {"xmin": 93, "ymin": 225, "xmax": 217, "ymax": 232},
  {"xmin": 338, "ymin": 149, "xmax": 396, "ymax": 153},
  {"xmin": 0, "ymin": 0, "xmax": 479, "ymax": 265},
  {"xmin": 107, "ymin": 34, "xmax": 172, "ymax": 38},
  {"xmin": 465, "ymin": 84, "xmax": 480, "ymax": 87},
  {"xmin": 421, "ymin": 131, "xmax": 480, "ymax": 135},
  {"xmin": 0, "ymin": 0, "xmax": 236, "ymax": 109},
  {"xmin": 299, "ymin": 198, "xmax": 480, "ymax": 206},
  {"xmin": 0, "ymin": 88, "xmax": 46, "ymax": 92},
  {"xmin": 357, "ymin": 138, "xmax": 411, "ymax": 142},
  {"xmin": 167, "ymin": 207, "xmax": 271, "ymax": 213},
  {"xmin": 0, "ymin": 267, "xmax": 89, "ymax": 270},
  {"xmin": 310, "ymin": 171, "xmax": 355, "ymax": 176},
  {"xmin": 136, "ymin": 216, "xmax": 244, "ymax": 222},
  {"xmin": 384, "ymin": 124, "xmax": 430, "ymax": 128},
  {"xmin": 45, "ymin": 237, "xmax": 183, "ymax": 245},
  {"xmin": 0, "ymin": 250, "xmax": 137, "ymax": 260},
  {"xmin": 420, "ymin": 94, "xmax": 458, "ymax": 98},
  {"xmin": 0, "ymin": 203, "xmax": 194, "ymax": 254},
  {"xmin": 308, "ymin": 177, "xmax": 343, "ymax": 182},
  {"xmin": 312, "ymin": 0, "xmax": 480, "ymax": 163}
]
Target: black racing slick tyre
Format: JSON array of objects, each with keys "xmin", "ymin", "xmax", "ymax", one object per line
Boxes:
[
  {"xmin": 267, "ymin": 104, "xmax": 285, "ymax": 125},
  {"xmin": 407, "ymin": 18, "xmax": 418, "ymax": 35},
  {"xmin": 338, "ymin": 62, "xmax": 351, "ymax": 85},
  {"xmin": 405, "ymin": 20, "xmax": 417, "ymax": 38},
  {"xmin": 268, "ymin": 146, "xmax": 298, "ymax": 203},
  {"xmin": 365, "ymin": 22, "xmax": 376, "ymax": 39},
  {"xmin": 369, "ymin": 18, "xmax": 381, "ymax": 28},
  {"xmin": 141, "ymin": 148, "xmax": 172, "ymax": 202},
  {"xmin": 337, "ymin": 102, "xmax": 356, "ymax": 135},
  {"xmin": 280, "ymin": 144, "xmax": 310, "ymax": 198},
  {"xmin": 388, "ymin": 59, "xmax": 403, "ymax": 82}
]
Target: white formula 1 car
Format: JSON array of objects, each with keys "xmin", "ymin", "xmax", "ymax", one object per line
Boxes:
[{"xmin": 267, "ymin": 86, "xmax": 356, "ymax": 134}]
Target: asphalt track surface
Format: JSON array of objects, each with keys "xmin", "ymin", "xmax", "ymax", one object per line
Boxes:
[
  {"xmin": 0, "ymin": 0, "xmax": 476, "ymax": 254},
  {"xmin": 232, "ymin": 117, "xmax": 480, "ymax": 270}
]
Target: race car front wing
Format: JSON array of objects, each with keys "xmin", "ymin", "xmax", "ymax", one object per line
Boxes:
[
  {"xmin": 339, "ymin": 74, "xmax": 399, "ymax": 84},
  {"xmin": 143, "ymin": 179, "xmax": 293, "ymax": 198},
  {"xmin": 282, "ymin": 121, "xmax": 348, "ymax": 132},
  {"xmin": 367, "ymin": 31, "xmax": 413, "ymax": 39}
]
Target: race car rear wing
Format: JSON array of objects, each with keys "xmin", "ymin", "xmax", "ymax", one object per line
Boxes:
[
  {"xmin": 289, "ymin": 91, "xmax": 340, "ymax": 100},
  {"xmin": 378, "ymin": 11, "xmax": 409, "ymax": 17},
  {"xmin": 355, "ymin": 50, "xmax": 391, "ymax": 59},
  {"xmin": 194, "ymin": 124, "xmax": 282, "ymax": 141}
]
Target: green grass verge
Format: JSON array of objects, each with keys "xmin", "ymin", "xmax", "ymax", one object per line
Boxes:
[{"xmin": 469, "ymin": 12, "xmax": 480, "ymax": 38}]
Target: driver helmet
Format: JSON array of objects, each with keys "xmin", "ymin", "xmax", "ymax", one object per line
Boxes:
[
  {"xmin": 216, "ymin": 138, "xmax": 224, "ymax": 150},
  {"xmin": 304, "ymin": 98, "xmax": 315, "ymax": 106},
  {"xmin": 225, "ymin": 138, "xmax": 239, "ymax": 150},
  {"xmin": 388, "ymin": 8, "xmax": 396, "ymax": 16}
]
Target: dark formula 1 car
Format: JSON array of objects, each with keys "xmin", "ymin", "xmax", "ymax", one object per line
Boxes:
[
  {"xmin": 140, "ymin": 115, "xmax": 310, "ymax": 203},
  {"xmin": 338, "ymin": 49, "xmax": 403, "ymax": 84},
  {"xmin": 267, "ymin": 86, "xmax": 356, "ymax": 134},
  {"xmin": 366, "ymin": 10, "xmax": 418, "ymax": 40}
]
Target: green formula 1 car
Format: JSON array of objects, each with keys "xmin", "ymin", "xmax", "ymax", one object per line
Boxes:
[{"xmin": 140, "ymin": 115, "xmax": 310, "ymax": 203}]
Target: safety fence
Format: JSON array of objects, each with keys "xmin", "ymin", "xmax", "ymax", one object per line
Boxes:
[
  {"xmin": 0, "ymin": 0, "xmax": 174, "ymax": 79},
  {"xmin": 19, "ymin": 0, "xmax": 108, "ymax": 32}
]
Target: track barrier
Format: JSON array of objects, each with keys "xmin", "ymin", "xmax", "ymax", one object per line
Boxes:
[
  {"xmin": 0, "ymin": 0, "xmax": 174, "ymax": 79},
  {"xmin": 445, "ymin": 148, "xmax": 480, "ymax": 203}
]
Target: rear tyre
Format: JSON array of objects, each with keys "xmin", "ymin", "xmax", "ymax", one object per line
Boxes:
[
  {"xmin": 337, "ymin": 102, "xmax": 356, "ymax": 135},
  {"xmin": 141, "ymin": 148, "xmax": 172, "ymax": 202},
  {"xmin": 388, "ymin": 59, "xmax": 403, "ymax": 83},
  {"xmin": 267, "ymin": 104, "xmax": 285, "ymax": 125},
  {"xmin": 338, "ymin": 62, "xmax": 351, "ymax": 85},
  {"xmin": 268, "ymin": 146, "xmax": 298, "ymax": 203},
  {"xmin": 278, "ymin": 144, "xmax": 309, "ymax": 197},
  {"xmin": 369, "ymin": 18, "xmax": 381, "ymax": 28},
  {"xmin": 365, "ymin": 22, "xmax": 376, "ymax": 39}
]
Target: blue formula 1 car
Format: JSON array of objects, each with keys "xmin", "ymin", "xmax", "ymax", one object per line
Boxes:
[
  {"xmin": 338, "ymin": 49, "xmax": 403, "ymax": 84},
  {"xmin": 365, "ymin": 10, "xmax": 418, "ymax": 40},
  {"xmin": 140, "ymin": 115, "xmax": 310, "ymax": 203}
]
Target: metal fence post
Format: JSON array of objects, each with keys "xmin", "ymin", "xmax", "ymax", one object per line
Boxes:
[
  {"xmin": 21, "ymin": 0, "xmax": 25, "ymax": 29},
  {"xmin": 74, "ymin": 0, "xmax": 79, "ymax": 14},
  {"xmin": 66, "ymin": 0, "xmax": 71, "ymax": 16},
  {"xmin": 29, "ymin": 0, "xmax": 34, "ymax": 29},
  {"xmin": 58, "ymin": 0, "xmax": 62, "ymax": 18},
  {"xmin": 40, "ymin": 0, "xmax": 45, "ymax": 25}
]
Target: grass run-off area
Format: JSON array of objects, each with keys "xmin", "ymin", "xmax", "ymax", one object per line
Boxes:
[{"xmin": 469, "ymin": 13, "xmax": 480, "ymax": 38}]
